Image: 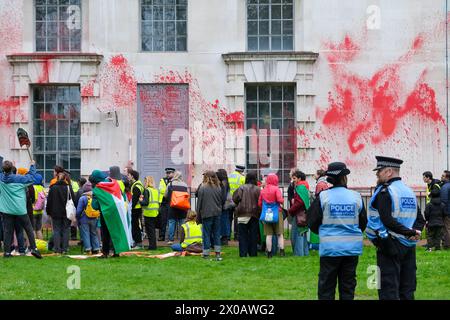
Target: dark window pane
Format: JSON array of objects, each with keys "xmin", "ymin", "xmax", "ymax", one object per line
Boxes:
[
  {"xmin": 248, "ymin": 0, "xmax": 258, "ymax": 4},
  {"xmin": 59, "ymin": 5, "xmax": 70, "ymax": 21},
  {"xmin": 36, "ymin": 0, "xmax": 46, "ymax": 5},
  {"xmin": 154, "ymin": 0, "xmax": 164, "ymax": 4},
  {"xmin": 246, "ymin": 103, "xmax": 257, "ymax": 118},
  {"xmin": 46, "ymin": 6, "xmax": 58, "ymax": 20},
  {"xmin": 176, "ymin": 21, "xmax": 186, "ymax": 35},
  {"xmin": 271, "ymin": 86, "xmax": 282, "ymax": 100},
  {"xmin": 48, "ymin": 0, "xmax": 58, "ymax": 5},
  {"xmin": 176, "ymin": 0, "xmax": 186, "ymax": 4},
  {"xmin": 36, "ymin": 6, "xmax": 46, "ymax": 21},
  {"xmin": 70, "ymin": 153, "xmax": 81, "ymax": 169},
  {"xmin": 176, "ymin": 5, "xmax": 186, "ymax": 20},
  {"xmin": 282, "ymin": 35, "xmax": 293, "ymax": 50},
  {"xmin": 47, "ymin": 22, "xmax": 58, "ymax": 36},
  {"xmin": 246, "ymin": 86, "xmax": 257, "ymax": 101},
  {"xmin": 165, "ymin": 0, "xmax": 175, "ymax": 4},
  {"xmin": 246, "ymin": 118, "xmax": 257, "ymax": 131},
  {"xmin": 60, "ymin": 153, "xmax": 69, "ymax": 169},
  {"xmin": 282, "ymin": 20, "xmax": 293, "ymax": 35},
  {"xmin": 283, "ymin": 119, "xmax": 295, "ymax": 134},
  {"xmin": 282, "ymin": 5, "xmax": 293, "ymax": 19},
  {"xmin": 259, "ymin": 5, "xmax": 269, "ymax": 19},
  {"xmin": 248, "ymin": 20, "xmax": 257, "ymax": 35},
  {"xmin": 176, "ymin": 37, "xmax": 186, "ymax": 51},
  {"xmin": 44, "ymin": 171, "xmax": 54, "ymax": 184},
  {"xmin": 70, "ymin": 120, "xmax": 80, "ymax": 135},
  {"xmin": 283, "ymin": 86, "xmax": 295, "ymax": 100},
  {"xmin": 36, "ymin": 38, "xmax": 46, "ymax": 51},
  {"xmin": 283, "ymin": 102, "xmax": 295, "ymax": 118},
  {"xmin": 154, "ymin": 21, "xmax": 163, "ymax": 35},
  {"xmin": 34, "ymin": 120, "xmax": 44, "ymax": 135},
  {"xmin": 248, "ymin": 36, "xmax": 258, "ymax": 51},
  {"xmin": 271, "ymin": 119, "xmax": 282, "ymax": 130},
  {"xmin": 58, "ymin": 120, "xmax": 69, "ymax": 135},
  {"xmin": 47, "ymin": 38, "xmax": 58, "ymax": 51},
  {"xmin": 60, "ymin": 0, "xmax": 70, "ymax": 5},
  {"xmin": 142, "ymin": 0, "xmax": 153, "ymax": 4},
  {"xmin": 35, "ymin": 137, "xmax": 45, "ymax": 152},
  {"xmin": 142, "ymin": 6, "xmax": 153, "ymax": 20},
  {"xmin": 45, "ymin": 121, "xmax": 57, "ymax": 135},
  {"xmin": 259, "ymin": 118, "xmax": 270, "ymax": 130},
  {"xmin": 271, "ymin": 5, "xmax": 281, "ymax": 19},
  {"xmin": 165, "ymin": 5, "xmax": 175, "ymax": 20},
  {"xmin": 34, "ymin": 104, "xmax": 45, "ymax": 119},
  {"xmin": 258, "ymin": 86, "xmax": 270, "ymax": 101},
  {"xmin": 272, "ymin": 20, "xmax": 281, "ymax": 35},
  {"xmin": 142, "ymin": 37, "xmax": 152, "ymax": 51},
  {"xmin": 60, "ymin": 37, "xmax": 70, "ymax": 51},
  {"xmin": 45, "ymin": 137, "xmax": 57, "ymax": 151},
  {"xmin": 259, "ymin": 20, "xmax": 269, "ymax": 35},
  {"xmin": 165, "ymin": 21, "xmax": 175, "ymax": 36},
  {"xmin": 282, "ymin": 0, "xmax": 293, "ymax": 4},
  {"xmin": 154, "ymin": 37, "xmax": 164, "ymax": 51},
  {"xmin": 259, "ymin": 102, "xmax": 270, "ymax": 117},
  {"xmin": 71, "ymin": 138, "xmax": 80, "ymax": 151},
  {"xmin": 46, "ymin": 87, "xmax": 57, "ymax": 101},
  {"xmin": 165, "ymin": 36, "xmax": 175, "ymax": 51},
  {"xmin": 271, "ymin": 36, "xmax": 282, "ymax": 50},
  {"xmin": 142, "ymin": 22, "xmax": 153, "ymax": 36},
  {"xmin": 271, "ymin": 102, "xmax": 282, "ymax": 117},
  {"xmin": 36, "ymin": 22, "xmax": 46, "ymax": 37},
  {"xmin": 154, "ymin": 6, "xmax": 163, "ymax": 20},
  {"xmin": 35, "ymin": 154, "xmax": 44, "ymax": 170},
  {"xmin": 259, "ymin": 36, "xmax": 269, "ymax": 50},
  {"xmin": 58, "ymin": 137, "xmax": 70, "ymax": 151},
  {"xmin": 34, "ymin": 88, "xmax": 45, "ymax": 101},
  {"xmin": 248, "ymin": 5, "xmax": 257, "ymax": 20},
  {"xmin": 260, "ymin": 0, "xmax": 269, "ymax": 4},
  {"xmin": 45, "ymin": 154, "xmax": 57, "ymax": 169}
]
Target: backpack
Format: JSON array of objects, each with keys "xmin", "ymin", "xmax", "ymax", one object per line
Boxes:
[
  {"xmin": 85, "ymin": 195, "xmax": 100, "ymax": 218},
  {"xmin": 169, "ymin": 183, "xmax": 191, "ymax": 211},
  {"xmin": 33, "ymin": 186, "xmax": 46, "ymax": 212},
  {"xmin": 260, "ymin": 200, "xmax": 280, "ymax": 224}
]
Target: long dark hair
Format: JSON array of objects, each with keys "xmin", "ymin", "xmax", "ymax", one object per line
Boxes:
[
  {"xmin": 245, "ymin": 171, "xmax": 258, "ymax": 185},
  {"xmin": 216, "ymin": 169, "xmax": 229, "ymax": 190}
]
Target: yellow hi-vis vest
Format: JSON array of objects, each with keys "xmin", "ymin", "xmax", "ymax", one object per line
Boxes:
[
  {"xmin": 143, "ymin": 187, "xmax": 160, "ymax": 218},
  {"xmin": 426, "ymin": 183, "xmax": 441, "ymax": 204},
  {"xmin": 131, "ymin": 180, "xmax": 145, "ymax": 209},
  {"xmin": 159, "ymin": 178, "xmax": 168, "ymax": 204},
  {"xmin": 71, "ymin": 180, "xmax": 79, "ymax": 193},
  {"xmin": 228, "ymin": 171, "xmax": 245, "ymax": 195},
  {"xmin": 181, "ymin": 221, "xmax": 203, "ymax": 248},
  {"xmin": 33, "ymin": 185, "xmax": 45, "ymax": 215},
  {"xmin": 117, "ymin": 180, "xmax": 125, "ymax": 194}
]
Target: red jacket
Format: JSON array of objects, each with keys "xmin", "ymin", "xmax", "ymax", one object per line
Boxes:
[{"xmin": 258, "ymin": 174, "xmax": 283, "ymax": 207}]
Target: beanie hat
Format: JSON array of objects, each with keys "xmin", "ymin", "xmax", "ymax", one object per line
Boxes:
[{"xmin": 17, "ymin": 167, "xmax": 28, "ymax": 175}]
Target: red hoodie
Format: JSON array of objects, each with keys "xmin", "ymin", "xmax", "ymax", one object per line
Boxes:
[{"xmin": 258, "ymin": 174, "xmax": 284, "ymax": 207}]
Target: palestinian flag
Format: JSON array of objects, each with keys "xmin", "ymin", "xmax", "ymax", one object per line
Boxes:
[{"xmin": 93, "ymin": 179, "xmax": 132, "ymax": 253}]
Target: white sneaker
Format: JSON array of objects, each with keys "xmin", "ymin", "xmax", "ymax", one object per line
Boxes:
[
  {"xmin": 11, "ymin": 250, "xmax": 20, "ymax": 256},
  {"xmin": 167, "ymin": 241, "xmax": 174, "ymax": 245}
]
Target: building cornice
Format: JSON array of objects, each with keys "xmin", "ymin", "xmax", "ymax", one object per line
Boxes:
[{"xmin": 222, "ymin": 51, "xmax": 319, "ymax": 63}]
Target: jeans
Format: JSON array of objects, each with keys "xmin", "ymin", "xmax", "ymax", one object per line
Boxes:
[
  {"xmin": 168, "ymin": 218, "xmax": 185, "ymax": 242},
  {"xmin": 237, "ymin": 217, "xmax": 259, "ymax": 257},
  {"xmin": 52, "ymin": 217, "xmax": 71, "ymax": 253},
  {"xmin": 3, "ymin": 214, "xmax": 37, "ymax": 254},
  {"xmin": 292, "ymin": 226, "xmax": 309, "ymax": 256},
  {"xmin": 100, "ymin": 213, "xmax": 115, "ymax": 256},
  {"xmin": 171, "ymin": 243, "xmax": 183, "ymax": 252},
  {"xmin": 202, "ymin": 215, "xmax": 221, "ymax": 255},
  {"xmin": 14, "ymin": 219, "xmax": 25, "ymax": 253},
  {"xmin": 220, "ymin": 209, "xmax": 231, "ymax": 239},
  {"xmin": 79, "ymin": 219, "xmax": 100, "ymax": 252}
]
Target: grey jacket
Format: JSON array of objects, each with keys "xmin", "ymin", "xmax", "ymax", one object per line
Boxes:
[{"xmin": 196, "ymin": 184, "xmax": 224, "ymax": 219}]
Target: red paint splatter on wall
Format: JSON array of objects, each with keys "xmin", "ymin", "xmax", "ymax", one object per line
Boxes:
[
  {"xmin": 319, "ymin": 33, "xmax": 444, "ymax": 155},
  {"xmin": 98, "ymin": 54, "xmax": 137, "ymax": 112},
  {"xmin": 81, "ymin": 80, "xmax": 95, "ymax": 97},
  {"xmin": 36, "ymin": 55, "xmax": 56, "ymax": 84}
]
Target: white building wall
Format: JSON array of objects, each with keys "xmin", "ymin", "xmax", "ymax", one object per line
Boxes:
[{"xmin": 0, "ymin": 0, "xmax": 448, "ymax": 189}]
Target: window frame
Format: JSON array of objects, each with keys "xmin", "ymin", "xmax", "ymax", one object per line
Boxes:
[
  {"xmin": 245, "ymin": 83, "xmax": 297, "ymax": 186},
  {"xmin": 140, "ymin": 0, "xmax": 188, "ymax": 52},
  {"xmin": 34, "ymin": 0, "xmax": 82, "ymax": 52},
  {"xmin": 32, "ymin": 85, "xmax": 82, "ymax": 184},
  {"xmin": 246, "ymin": 0, "xmax": 295, "ymax": 52}
]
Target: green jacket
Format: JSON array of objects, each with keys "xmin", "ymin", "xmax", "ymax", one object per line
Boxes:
[{"xmin": 0, "ymin": 165, "xmax": 36, "ymax": 215}]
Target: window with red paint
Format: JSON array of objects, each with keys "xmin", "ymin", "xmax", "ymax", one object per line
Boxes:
[
  {"xmin": 245, "ymin": 84, "xmax": 296, "ymax": 186},
  {"xmin": 141, "ymin": 0, "xmax": 187, "ymax": 52},
  {"xmin": 35, "ymin": 0, "xmax": 81, "ymax": 52},
  {"xmin": 33, "ymin": 86, "xmax": 81, "ymax": 183},
  {"xmin": 247, "ymin": 0, "xmax": 293, "ymax": 52}
]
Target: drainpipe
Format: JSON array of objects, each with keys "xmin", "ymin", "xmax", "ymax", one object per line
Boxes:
[{"xmin": 446, "ymin": 0, "xmax": 449, "ymax": 169}]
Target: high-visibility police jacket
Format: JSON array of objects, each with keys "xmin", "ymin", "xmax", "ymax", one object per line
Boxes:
[
  {"xmin": 181, "ymin": 221, "xmax": 202, "ymax": 248},
  {"xmin": 131, "ymin": 180, "xmax": 144, "ymax": 209},
  {"xmin": 318, "ymin": 187, "xmax": 364, "ymax": 257},
  {"xmin": 143, "ymin": 187, "xmax": 160, "ymax": 218},
  {"xmin": 229, "ymin": 171, "xmax": 245, "ymax": 195},
  {"xmin": 33, "ymin": 184, "xmax": 45, "ymax": 215},
  {"xmin": 71, "ymin": 180, "xmax": 79, "ymax": 193},
  {"xmin": 366, "ymin": 180, "xmax": 418, "ymax": 247},
  {"xmin": 159, "ymin": 178, "xmax": 168, "ymax": 204},
  {"xmin": 426, "ymin": 182, "xmax": 441, "ymax": 204},
  {"xmin": 117, "ymin": 180, "xmax": 125, "ymax": 194}
]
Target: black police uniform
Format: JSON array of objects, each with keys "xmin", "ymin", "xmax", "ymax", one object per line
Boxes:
[{"xmin": 370, "ymin": 156, "xmax": 425, "ymax": 300}]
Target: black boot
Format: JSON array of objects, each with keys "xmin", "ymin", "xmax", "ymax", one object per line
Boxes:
[
  {"xmin": 280, "ymin": 249, "xmax": 285, "ymax": 257},
  {"xmin": 267, "ymin": 251, "xmax": 273, "ymax": 259}
]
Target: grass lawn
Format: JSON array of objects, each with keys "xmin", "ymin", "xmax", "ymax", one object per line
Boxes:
[{"xmin": 0, "ymin": 244, "xmax": 449, "ymax": 300}]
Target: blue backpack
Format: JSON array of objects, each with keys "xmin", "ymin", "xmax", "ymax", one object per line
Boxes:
[{"xmin": 260, "ymin": 200, "xmax": 279, "ymax": 224}]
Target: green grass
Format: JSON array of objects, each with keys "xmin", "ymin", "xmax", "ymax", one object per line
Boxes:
[{"xmin": 0, "ymin": 245, "xmax": 449, "ymax": 300}]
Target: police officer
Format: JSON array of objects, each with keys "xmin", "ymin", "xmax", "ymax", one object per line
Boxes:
[
  {"xmin": 157, "ymin": 168, "xmax": 175, "ymax": 241},
  {"xmin": 307, "ymin": 162, "xmax": 367, "ymax": 300},
  {"xmin": 366, "ymin": 156, "xmax": 425, "ymax": 300},
  {"xmin": 228, "ymin": 165, "xmax": 246, "ymax": 241}
]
